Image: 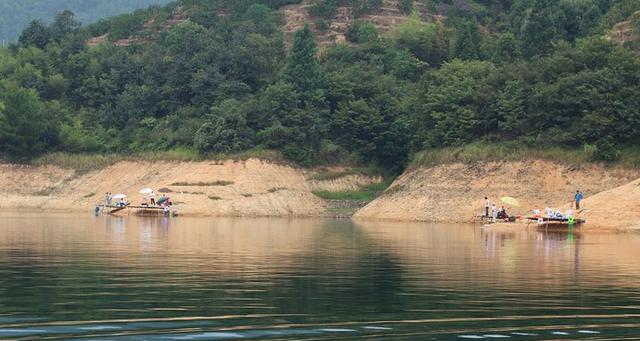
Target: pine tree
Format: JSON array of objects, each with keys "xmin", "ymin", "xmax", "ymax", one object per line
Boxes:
[
  {"xmin": 18, "ymin": 20, "xmax": 51, "ymax": 49},
  {"xmin": 453, "ymin": 20, "xmax": 482, "ymax": 60},
  {"xmin": 283, "ymin": 24, "xmax": 323, "ymax": 94}
]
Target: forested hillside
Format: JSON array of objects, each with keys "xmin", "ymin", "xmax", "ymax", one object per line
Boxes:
[
  {"xmin": 1, "ymin": 0, "xmax": 640, "ymax": 171},
  {"xmin": 0, "ymin": 0, "xmax": 173, "ymax": 42}
]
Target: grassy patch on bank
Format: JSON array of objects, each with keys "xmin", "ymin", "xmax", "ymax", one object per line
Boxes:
[
  {"xmin": 307, "ymin": 170, "xmax": 354, "ymax": 181},
  {"xmin": 307, "ymin": 164, "xmax": 385, "ymax": 181},
  {"xmin": 30, "ymin": 148, "xmax": 285, "ymax": 174},
  {"xmin": 312, "ymin": 182, "xmax": 389, "ymax": 202},
  {"xmin": 411, "ymin": 142, "xmax": 640, "ymax": 169},
  {"xmin": 32, "ymin": 148, "xmax": 199, "ymax": 174},
  {"xmin": 172, "ymin": 181, "xmax": 233, "ymax": 186}
]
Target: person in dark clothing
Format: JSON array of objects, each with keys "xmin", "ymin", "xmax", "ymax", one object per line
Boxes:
[
  {"xmin": 574, "ymin": 190, "xmax": 584, "ymax": 210},
  {"xmin": 497, "ymin": 206, "xmax": 508, "ymax": 220}
]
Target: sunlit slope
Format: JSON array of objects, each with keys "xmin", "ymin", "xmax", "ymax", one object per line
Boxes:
[
  {"xmin": 578, "ymin": 177, "xmax": 640, "ymax": 230},
  {"xmin": 0, "ymin": 159, "xmax": 381, "ymax": 217},
  {"xmin": 354, "ymin": 160, "xmax": 639, "ymax": 226}
]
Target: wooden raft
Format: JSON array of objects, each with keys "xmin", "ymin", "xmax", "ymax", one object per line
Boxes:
[
  {"xmin": 526, "ymin": 216, "xmax": 585, "ymax": 229},
  {"xmin": 104, "ymin": 205, "xmax": 168, "ymax": 216}
]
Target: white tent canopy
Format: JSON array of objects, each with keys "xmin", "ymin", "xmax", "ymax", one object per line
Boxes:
[
  {"xmin": 112, "ymin": 194, "xmax": 127, "ymax": 199},
  {"xmin": 139, "ymin": 188, "xmax": 154, "ymax": 194}
]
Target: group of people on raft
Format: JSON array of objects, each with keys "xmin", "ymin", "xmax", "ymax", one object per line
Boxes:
[
  {"xmin": 104, "ymin": 192, "xmax": 129, "ymax": 207},
  {"xmin": 483, "ymin": 197, "xmax": 510, "ymax": 221},
  {"xmin": 141, "ymin": 191, "xmax": 172, "ymax": 207},
  {"xmin": 482, "ymin": 190, "xmax": 585, "ymax": 223},
  {"xmin": 104, "ymin": 191, "xmax": 173, "ymax": 208}
]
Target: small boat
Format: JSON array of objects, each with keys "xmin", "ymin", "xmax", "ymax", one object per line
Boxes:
[{"xmin": 526, "ymin": 216, "xmax": 585, "ymax": 229}]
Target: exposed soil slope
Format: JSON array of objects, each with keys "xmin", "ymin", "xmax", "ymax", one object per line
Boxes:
[
  {"xmin": 609, "ymin": 10, "xmax": 640, "ymax": 44},
  {"xmin": 282, "ymin": 0, "xmax": 441, "ymax": 48},
  {"xmin": 0, "ymin": 159, "xmax": 381, "ymax": 217},
  {"xmin": 577, "ymin": 178, "xmax": 640, "ymax": 231},
  {"xmin": 354, "ymin": 160, "xmax": 639, "ymax": 227}
]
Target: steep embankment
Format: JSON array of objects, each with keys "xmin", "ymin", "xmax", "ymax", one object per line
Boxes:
[
  {"xmin": 577, "ymin": 178, "xmax": 640, "ymax": 231},
  {"xmin": 0, "ymin": 159, "xmax": 381, "ymax": 217},
  {"xmin": 354, "ymin": 160, "xmax": 640, "ymax": 228}
]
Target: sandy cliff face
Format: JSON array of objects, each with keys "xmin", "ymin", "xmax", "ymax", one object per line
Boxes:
[
  {"xmin": 0, "ymin": 159, "xmax": 381, "ymax": 217},
  {"xmin": 577, "ymin": 177, "xmax": 640, "ymax": 231},
  {"xmin": 354, "ymin": 160, "xmax": 640, "ymax": 229}
]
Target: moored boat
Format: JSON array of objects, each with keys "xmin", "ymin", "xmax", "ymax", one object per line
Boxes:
[{"xmin": 526, "ymin": 216, "xmax": 585, "ymax": 229}]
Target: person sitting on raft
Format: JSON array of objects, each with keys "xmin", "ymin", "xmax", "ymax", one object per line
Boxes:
[
  {"xmin": 497, "ymin": 206, "xmax": 509, "ymax": 220},
  {"xmin": 157, "ymin": 194, "xmax": 170, "ymax": 207}
]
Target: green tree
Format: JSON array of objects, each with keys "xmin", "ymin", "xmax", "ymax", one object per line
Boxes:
[
  {"xmin": 453, "ymin": 19, "xmax": 483, "ymax": 60},
  {"xmin": 200, "ymin": 99, "xmax": 253, "ymax": 154},
  {"xmin": 258, "ymin": 82, "xmax": 326, "ymax": 165},
  {"xmin": 492, "ymin": 80, "xmax": 526, "ymax": 137},
  {"xmin": 510, "ymin": 0, "xmax": 563, "ymax": 58},
  {"xmin": 346, "ymin": 21, "xmax": 379, "ymax": 44},
  {"xmin": 283, "ymin": 24, "xmax": 323, "ymax": 94},
  {"xmin": 492, "ymin": 33, "xmax": 522, "ymax": 64},
  {"xmin": 18, "ymin": 20, "xmax": 50, "ymax": 49},
  {"xmin": 50, "ymin": 10, "xmax": 81, "ymax": 43},
  {"xmin": 0, "ymin": 84, "xmax": 59, "ymax": 157},
  {"xmin": 389, "ymin": 13, "xmax": 449, "ymax": 66},
  {"xmin": 413, "ymin": 60, "xmax": 497, "ymax": 147}
]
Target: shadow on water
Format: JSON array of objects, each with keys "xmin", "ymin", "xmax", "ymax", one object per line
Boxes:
[{"xmin": 0, "ymin": 214, "xmax": 640, "ymax": 339}]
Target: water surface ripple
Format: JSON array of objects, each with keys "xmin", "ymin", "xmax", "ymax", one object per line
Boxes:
[{"xmin": 1, "ymin": 213, "xmax": 640, "ymax": 340}]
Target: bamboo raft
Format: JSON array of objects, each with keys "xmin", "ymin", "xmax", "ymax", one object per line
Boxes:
[
  {"xmin": 526, "ymin": 216, "xmax": 585, "ymax": 230},
  {"xmin": 103, "ymin": 205, "xmax": 177, "ymax": 217}
]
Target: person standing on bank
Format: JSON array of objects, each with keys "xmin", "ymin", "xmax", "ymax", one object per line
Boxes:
[
  {"xmin": 574, "ymin": 190, "xmax": 584, "ymax": 210},
  {"xmin": 484, "ymin": 197, "xmax": 490, "ymax": 217},
  {"xmin": 150, "ymin": 190, "xmax": 156, "ymax": 206}
]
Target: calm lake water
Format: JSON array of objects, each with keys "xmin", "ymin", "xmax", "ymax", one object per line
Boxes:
[{"xmin": 1, "ymin": 213, "xmax": 640, "ymax": 340}]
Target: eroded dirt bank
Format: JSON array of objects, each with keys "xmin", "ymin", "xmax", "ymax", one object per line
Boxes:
[
  {"xmin": 354, "ymin": 160, "xmax": 640, "ymax": 231},
  {"xmin": 577, "ymin": 177, "xmax": 640, "ymax": 231},
  {"xmin": 5, "ymin": 159, "xmax": 640, "ymax": 230},
  {"xmin": 0, "ymin": 159, "xmax": 381, "ymax": 217}
]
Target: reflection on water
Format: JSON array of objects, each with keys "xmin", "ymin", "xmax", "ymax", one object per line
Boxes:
[{"xmin": 1, "ymin": 212, "xmax": 640, "ymax": 340}]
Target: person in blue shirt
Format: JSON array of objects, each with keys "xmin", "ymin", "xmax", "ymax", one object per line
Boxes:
[{"xmin": 574, "ymin": 190, "xmax": 584, "ymax": 210}]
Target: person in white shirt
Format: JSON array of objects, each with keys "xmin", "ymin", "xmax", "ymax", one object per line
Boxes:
[
  {"xmin": 484, "ymin": 197, "xmax": 490, "ymax": 217},
  {"xmin": 150, "ymin": 191, "xmax": 156, "ymax": 206},
  {"xmin": 491, "ymin": 203, "xmax": 498, "ymax": 222}
]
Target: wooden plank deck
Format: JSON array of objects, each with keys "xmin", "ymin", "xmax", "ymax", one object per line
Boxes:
[
  {"xmin": 107, "ymin": 206, "xmax": 128, "ymax": 214},
  {"xmin": 526, "ymin": 216, "xmax": 585, "ymax": 231},
  {"xmin": 526, "ymin": 217, "xmax": 585, "ymax": 224},
  {"xmin": 104, "ymin": 205, "xmax": 170, "ymax": 216}
]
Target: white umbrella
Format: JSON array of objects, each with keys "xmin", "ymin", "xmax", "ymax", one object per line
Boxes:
[
  {"xmin": 139, "ymin": 188, "xmax": 154, "ymax": 194},
  {"xmin": 112, "ymin": 194, "xmax": 127, "ymax": 199}
]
